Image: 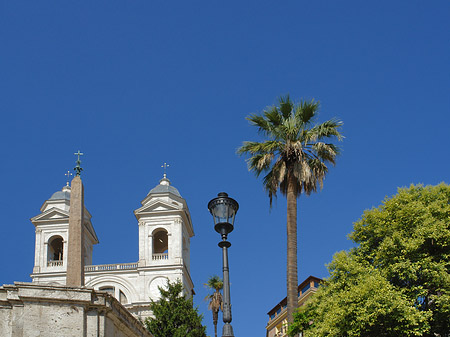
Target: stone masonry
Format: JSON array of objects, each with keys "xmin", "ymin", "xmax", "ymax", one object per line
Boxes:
[
  {"xmin": 0, "ymin": 282, "xmax": 153, "ymax": 337},
  {"xmin": 66, "ymin": 175, "xmax": 85, "ymax": 286}
]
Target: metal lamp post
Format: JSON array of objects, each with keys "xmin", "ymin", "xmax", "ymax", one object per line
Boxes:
[{"xmin": 208, "ymin": 192, "xmax": 239, "ymax": 337}]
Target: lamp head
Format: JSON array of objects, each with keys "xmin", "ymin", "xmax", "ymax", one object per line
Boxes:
[{"xmin": 208, "ymin": 192, "xmax": 239, "ymax": 235}]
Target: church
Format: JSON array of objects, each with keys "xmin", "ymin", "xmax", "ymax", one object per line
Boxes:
[{"xmin": 29, "ymin": 169, "xmax": 195, "ymax": 321}]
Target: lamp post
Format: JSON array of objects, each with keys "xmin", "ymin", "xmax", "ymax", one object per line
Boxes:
[{"xmin": 208, "ymin": 192, "xmax": 239, "ymax": 337}]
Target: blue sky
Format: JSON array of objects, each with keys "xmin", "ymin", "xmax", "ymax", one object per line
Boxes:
[{"xmin": 1, "ymin": 1, "xmax": 449, "ymax": 336}]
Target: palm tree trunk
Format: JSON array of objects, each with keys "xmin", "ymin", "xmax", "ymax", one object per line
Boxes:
[
  {"xmin": 286, "ymin": 174, "xmax": 298, "ymax": 331},
  {"xmin": 213, "ymin": 310, "xmax": 218, "ymax": 337}
]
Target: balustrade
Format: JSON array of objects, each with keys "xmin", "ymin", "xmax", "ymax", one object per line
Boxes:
[
  {"xmin": 47, "ymin": 260, "xmax": 63, "ymax": 267},
  {"xmin": 152, "ymin": 253, "xmax": 169, "ymax": 261},
  {"xmin": 84, "ymin": 262, "xmax": 138, "ymax": 272}
]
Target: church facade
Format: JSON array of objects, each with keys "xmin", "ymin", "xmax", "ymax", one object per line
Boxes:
[{"xmin": 30, "ymin": 174, "xmax": 194, "ymax": 320}]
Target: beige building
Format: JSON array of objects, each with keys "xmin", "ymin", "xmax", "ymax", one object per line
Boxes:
[{"xmin": 266, "ymin": 276, "xmax": 321, "ymax": 337}]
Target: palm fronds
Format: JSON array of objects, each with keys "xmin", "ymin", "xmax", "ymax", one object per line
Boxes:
[
  {"xmin": 238, "ymin": 94, "xmax": 343, "ymax": 203},
  {"xmin": 204, "ymin": 275, "xmax": 224, "ymax": 337}
]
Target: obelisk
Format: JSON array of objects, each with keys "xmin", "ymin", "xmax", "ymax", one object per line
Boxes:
[{"xmin": 66, "ymin": 151, "xmax": 85, "ymax": 286}]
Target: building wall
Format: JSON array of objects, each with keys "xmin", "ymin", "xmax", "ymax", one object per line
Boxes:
[
  {"xmin": 30, "ymin": 263, "xmax": 189, "ymax": 321},
  {"xmin": 266, "ymin": 276, "xmax": 321, "ymax": 337},
  {"xmin": 0, "ymin": 282, "xmax": 153, "ymax": 337}
]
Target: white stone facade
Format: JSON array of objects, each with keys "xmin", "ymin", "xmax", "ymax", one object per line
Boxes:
[{"xmin": 30, "ymin": 176, "xmax": 194, "ymax": 321}]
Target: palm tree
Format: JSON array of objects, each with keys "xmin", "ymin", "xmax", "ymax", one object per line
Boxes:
[
  {"xmin": 204, "ymin": 275, "xmax": 223, "ymax": 337},
  {"xmin": 237, "ymin": 95, "xmax": 343, "ymax": 328}
]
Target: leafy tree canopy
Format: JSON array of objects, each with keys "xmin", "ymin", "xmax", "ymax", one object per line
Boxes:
[
  {"xmin": 290, "ymin": 183, "xmax": 450, "ymax": 337},
  {"xmin": 145, "ymin": 280, "xmax": 207, "ymax": 337}
]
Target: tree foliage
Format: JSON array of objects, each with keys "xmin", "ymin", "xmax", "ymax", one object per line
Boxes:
[
  {"xmin": 237, "ymin": 95, "xmax": 343, "ymax": 205},
  {"xmin": 145, "ymin": 280, "xmax": 207, "ymax": 337},
  {"xmin": 290, "ymin": 183, "xmax": 450, "ymax": 337},
  {"xmin": 204, "ymin": 275, "xmax": 223, "ymax": 337}
]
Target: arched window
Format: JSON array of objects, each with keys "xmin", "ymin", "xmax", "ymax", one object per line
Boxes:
[
  {"xmin": 47, "ymin": 236, "xmax": 64, "ymax": 266},
  {"xmin": 99, "ymin": 286, "xmax": 114, "ymax": 296},
  {"xmin": 119, "ymin": 290, "xmax": 128, "ymax": 304},
  {"xmin": 153, "ymin": 229, "xmax": 168, "ymax": 254},
  {"xmin": 99, "ymin": 286, "xmax": 128, "ymax": 304}
]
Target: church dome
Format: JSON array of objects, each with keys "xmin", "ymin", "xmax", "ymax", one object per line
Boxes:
[
  {"xmin": 148, "ymin": 177, "xmax": 181, "ymax": 197},
  {"xmin": 49, "ymin": 185, "xmax": 71, "ymax": 201}
]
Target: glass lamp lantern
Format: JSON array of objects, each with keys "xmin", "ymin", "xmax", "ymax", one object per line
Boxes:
[{"xmin": 208, "ymin": 192, "xmax": 239, "ymax": 236}]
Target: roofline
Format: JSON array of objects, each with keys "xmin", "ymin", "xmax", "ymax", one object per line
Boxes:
[
  {"xmin": 267, "ymin": 275, "xmax": 322, "ymax": 316},
  {"xmin": 140, "ymin": 191, "xmax": 185, "ymax": 207}
]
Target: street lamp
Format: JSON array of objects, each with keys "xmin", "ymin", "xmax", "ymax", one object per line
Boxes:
[{"xmin": 208, "ymin": 192, "xmax": 239, "ymax": 337}]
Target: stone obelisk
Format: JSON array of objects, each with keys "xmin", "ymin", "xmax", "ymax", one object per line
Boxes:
[{"xmin": 66, "ymin": 151, "xmax": 85, "ymax": 287}]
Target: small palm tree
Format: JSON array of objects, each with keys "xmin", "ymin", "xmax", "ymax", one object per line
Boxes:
[
  {"xmin": 238, "ymin": 95, "xmax": 343, "ymax": 328},
  {"xmin": 204, "ymin": 275, "xmax": 223, "ymax": 337}
]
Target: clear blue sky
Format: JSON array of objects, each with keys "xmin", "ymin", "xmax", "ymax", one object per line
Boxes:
[{"xmin": 1, "ymin": 1, "xmax": 449, "ymax": 336}]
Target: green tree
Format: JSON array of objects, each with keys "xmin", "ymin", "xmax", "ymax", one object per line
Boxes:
[
  {"xmin": 204, "ymin": 275, "xmax": 223, "ymax": 337},
  {"xmin": 289, "ymin": 252, "xmax": 430, "ymax": 337},
  {"xmin": 238, "ymin": 95, "xmax": 343, "ymax": 326},
  {"xmin": 145, "ymin": 280, "xmax": 207, "ymax": 337},
  {"xmin": 290, "ymin": 183, "xmax": 450, "ymax": 337}
]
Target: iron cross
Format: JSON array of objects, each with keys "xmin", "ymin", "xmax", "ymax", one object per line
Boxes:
[
  {"xmin": 74, "ymin": 150, "xmax": 84, "ymax": 161},
  {"xmin": 74, "ymin": 150, "xmax": 84, "ymax": 176}
]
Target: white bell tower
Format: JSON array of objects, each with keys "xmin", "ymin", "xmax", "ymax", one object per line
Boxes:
[
  {"xmin": 30, "ymin": 183, "xmax": 98, "ymax": 284},
  {"xmin": 28, "ymin": 164, "xmax": 195, "ymax": 320},
  {"xmin": 134, "ymin": 174, "xmax": 194, "ymax": 295}
]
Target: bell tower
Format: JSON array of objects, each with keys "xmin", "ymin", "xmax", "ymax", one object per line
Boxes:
[
  {"xmin": 30, "ymin": 184, "xmax": 99, "ymax": 283},
  {"xmin": 134, "ymin": 174, "xmax": 194, "ymax": 294},
  {"xmin": 28, "ymin": 158, "xmax": 197, "ymax": 320},
  {"xmin": 30, "ymin": 157, "xmax": 99, "ymax": 285}
]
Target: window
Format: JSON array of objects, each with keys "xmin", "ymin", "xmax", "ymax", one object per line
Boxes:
[
  {"xmin": 99, "ymin": 286, "xmax": 114, "ymax": 296},
  {"xmin": 301, "ymin": 283, "xmax": 311, "ymax": 294},
  {"xmin": 153, "ymin": 229, "xmax": 168, "ymax": 254},
  {"xmin": 99, "ymin": 286, "xmax": 128, "ymax": 304},
  {"xmin": 48, "ymin": 236, "xmax": 63, "ymax": 261},
  {"xmin": 119, "ymin": 290, "xmax": 128, "ymax": 304}
]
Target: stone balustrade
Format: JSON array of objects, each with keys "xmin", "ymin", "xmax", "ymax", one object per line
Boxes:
[
  {"xmin": 84, "ymin": 262, "xmax": 138, "ymax": 272},
  {"xmin": 47, "ymin": 260, "xmax": 63, "ymax": 267},
  {"xmin": 152, "ymin": 253, "xmax": 169, "ymax": 261}
]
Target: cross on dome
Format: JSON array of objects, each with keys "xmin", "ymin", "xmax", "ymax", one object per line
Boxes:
[
  {"xmin": 159, "ymin": 162, "xmax": 171, "ymax": 186},
  {"xmin": 161, "ymin": 162, "xmax": 170, "ymax": 179},
  {"xmin": 65, "ymin": 170, "xmax": 73, "ymax": 186}
]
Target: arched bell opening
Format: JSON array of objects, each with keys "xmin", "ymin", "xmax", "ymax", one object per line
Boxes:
[
  {"xmin": 152, "ymin": 229, "xmax": 169, "ymax": 261},
  {"xmin": 47, "ymin": 236, "xmax": 64, "ymax": 267}
]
